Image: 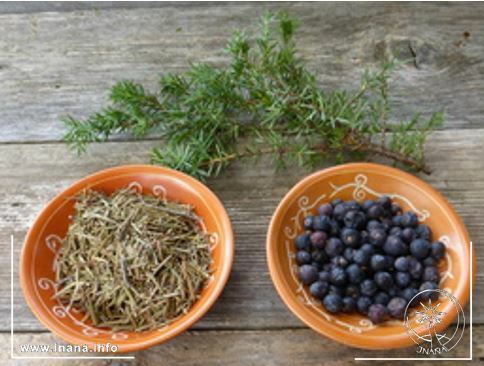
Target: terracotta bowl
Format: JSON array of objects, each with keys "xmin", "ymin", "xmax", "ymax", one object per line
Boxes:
[
  {"xmin": 267, "ymin": 163, "xmax": 474, "ymax": 349},
  {"xmin": 20, "ymin": 165, "xmax": 234, "ymax": 353}
]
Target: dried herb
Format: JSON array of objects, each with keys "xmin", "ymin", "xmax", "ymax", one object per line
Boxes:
[
  {"xmin": 54, "ymin": 188, "xmax": 211, "ymax": 332},
  {"xmin": 63, "ymin": 12, "xmax": 443, "ymax": 180}
]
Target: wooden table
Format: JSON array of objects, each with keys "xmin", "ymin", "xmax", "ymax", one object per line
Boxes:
[{"xmin": 1, "ymin": 2, "xmax": 483, "ymax": 365}]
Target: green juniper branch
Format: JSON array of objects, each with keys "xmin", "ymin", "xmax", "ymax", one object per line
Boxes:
[{"xmin": 62, "ymin": 11, "xmax": 443, "ymax": 180}]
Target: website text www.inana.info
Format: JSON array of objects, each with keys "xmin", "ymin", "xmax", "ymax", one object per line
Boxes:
[{"xmin": 17, "ymin": 342, "xmax": 118, "ymax": 353}]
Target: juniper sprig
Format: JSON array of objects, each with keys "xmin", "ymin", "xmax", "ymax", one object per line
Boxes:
[{"xmin": 63, "ymin": 12, "xmax": 443, "ymax": 180}]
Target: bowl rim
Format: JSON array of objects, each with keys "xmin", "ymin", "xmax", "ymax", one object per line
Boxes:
[
  {"xmin": 266, "ymin": 162, "xmax": 474, "ymax": 350},
  {"xmin": 20, "ymin": 164, "xmax": 234, "ymax": 353}
]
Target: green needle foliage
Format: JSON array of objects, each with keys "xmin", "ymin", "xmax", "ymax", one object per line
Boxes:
[{"xmin": 63, "ymin": 12, "xmax": 443, "ymax": 180}]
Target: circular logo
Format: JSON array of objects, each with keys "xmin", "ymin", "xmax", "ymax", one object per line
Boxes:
[{"xmin": 404, "ymin": 289, "xmax": 465, "ymax": 355}]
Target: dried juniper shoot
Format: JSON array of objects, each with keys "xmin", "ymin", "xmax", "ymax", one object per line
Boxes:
[{"xmin": 54, "ymin": 188, "xmax": 212, "ymax": 332}]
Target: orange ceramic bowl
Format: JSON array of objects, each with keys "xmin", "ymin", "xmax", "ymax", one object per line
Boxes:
[
  {"xmin": 267, "ymin": 163, "xmax": 474, "ymax": 349},
  {"xmin": 20, "ymin": 165, "xmax": 234, "ymax": 353}
]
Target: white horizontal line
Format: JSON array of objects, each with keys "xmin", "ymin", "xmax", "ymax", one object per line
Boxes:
[
  {"xmin": 11, "ymin": 356, "xmax": 135, "ymax": 360},
  {"xmin": 355, "ymin": 358, "xmax": 472, "ymax": 361}
]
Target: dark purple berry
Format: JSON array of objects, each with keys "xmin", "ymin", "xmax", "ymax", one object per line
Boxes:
[
  {"xmin": 383, "ymin": 235, "xmax": 408, "ymax": 256},
  {"xmin": 309, "ymin": 280, "xmax": 329, "ymax": 299},
  {"xmin": 400, "ymin": 287, "xmax": 418, "ymax": 302},
  {"xmin": 367, "ymin": 220, "xmax": 383, "ymax": 231},
  {"xmin": 323, "ymin": 294, "xmax": 343, "ymax": 313},
  {"xmin": 401, "ymin": 212, "xmax": 419, "ymax": 228},
  {"xmin": 370, "ymin": 254, "xmax": 390, "ymax": 271},
  {"xmin": 318, "ymin": 203, "xmax": 333, "ymax": 217},
  {"xmin": 313, "ymin": 215, "xmax": 332, "ymax": 231},
  {"xmin": 311, "ymin": 262, "xmax": 323, "ymax": 271},
  {"xmin": 295, "ymin": 250, "xmax": 312, "ymax": 265},
  {"xmin": 391, "ymin": 202, "xmax": 402, "ymax": 215},
  {"xmin": 318, "ymin": 271, "xmax": 330, "ymax": 282},
  {"xmin": 368, "ymin": 304, "xmax": 387, "ymax": 324},
  {"xmin": 295, "ymin": 233, "xmax": 311, "ymax": 251},
  {"xmin": 401, "ymin": 228, "xmax": 416, "ymax": 243},
  {"xmin": 416, "ymin": 224, "xmax": 432, "ymax": 241},
  {"xmin": 362, "ymin": 200, "xmax": 375, "ymax": 211},
  {"xmin": 330, "ymin": 266, "xmax": 347, "ymax": 286},
  {"xmin": 311, "ymin": 249, "xmax": 327, "ymax": 264},
  {"xmin": 380, "ymin": 218, "xmax": 393, "ymax": 232},
  {"xmin": 422, "ymin": 266, "xmax": 440, "ymax": 283},
  {"xmin": 369, "ymin": 228, "xmax": 387, "ymax": 247},
  {"xmin": 374, "ymin": 272, "xmax": 394, "ymax": 291},
  {"xmin": 346, "ymin": 284, "xmax": 360, "ymax": 298},
  {"xmin": 360, "ymin": 279, "xmax": 378, "ymax": 297},
  {"xmin": 394, "ymin": 271, "xmax": 411, "ymax": 288},
  {"xmin": 340, "ymin": 228, "xmax": 360, "ymax": 248},
  {"xmin": 431, "ymin": 241, "xmax": 446, "ymax": 260},
  {"xmin": 410, "ymin": 239, "xmax": 430, "ymax": 259},
  {"xmin": 360, "ymin": 230, "xmax": 369, "ymax": 243},
  {"xmin": 331, "ymin": 255, "xmax": 349, "ymax": 268},
  {"xmin": 419, "ymin": 281, "xmax": 439, "ymax": 302},
  {"xmin": 299, "ymin": 265, "xmax": 319, "ymax": 285},
  {"xmin": 345, "ymin": 200, "xmax": 361, "ymax": 211},
  {"xmin": 389, "ymin": 226, "xmax": 403, "ymax": 237},
  {"xmin": 410, "ymin": 280, "xmax": 420, "ymax": 290},
  {"xmin": 356, "ymin": 296, "xmax": 372, "ymax": 314},
  {"xmin": 333, "ymin": 203, "xmax": 348, "ymax": 220},
  {"xmin": 325, "ymin": 237, "xmax": 344, "ymax": 257},
  {"xmin": 342, "ymin": 296, "xmax": 357, "ymax": 312},
  {"xmin": 361, "ymin": 243, "xmax": 375, "ymax": 255},
  {"xmin": 331, "ymin": 198, "xmax": 343, "ymax": 207},
  {"xmin": 377, "ymin": 196, "xmax": 392, "ymax": 210},
  {"xmin": 394, "ymin": 256, "xmax": 409, "ymax": 272},
  {"xmin": 374, "ymin": 292, "xmax": 390, "ymax": 305},
  {"xmin": 346, "ymin": 263, "xmax": 365, "ymax": 284},
  {"xmin": 329, "ymin": 285, "xmax": 345, "ymax": 296},
  {"xmin": 367, "ymin": 204, "xmax": 384, "ymax": 219},
  {"xmin": 353, "ymin": 249, "xmax": 371, "ymax": 266},
  {"xmin": 423, "ymin": 257, "xmax": 437, "ymax": 267},
  {"xmin": 387, "ymin": 287, "xmax": 398, "ymax": 297},
  {"xmin": 408, "ymin": 257, "xmax": 424, "ymax": 279},
  {"xmin": 310, "ymin": 231, "xmax": 327, "ymax": 249},
  {"xmin": 343, "ymin": 210, "xmax": 367, "ymax": 230},
  {"xmin": 328, "ymin": 219, "xmax": 340, "ymax": 236},
  {"xmin": 343, "ymin": 247, "xmax": 354, "ymax": 261},
  {"xmin": 303, "ymin": 215, "xmax": 315, "ymax": 230},
  {"xmin": 387, "ymin": 297, "xmax": 407, "ymax": 319},
  {"xmin": 392, "ymin": 215, "xmax": 404, "ymax": 227}
]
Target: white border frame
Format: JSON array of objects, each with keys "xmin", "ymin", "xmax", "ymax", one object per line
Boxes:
[
  {"xmin": 10, "ymin": 235, "xmax": 135, "ymax": 360},
  {"xmin": 10, "ymin": 236, "xmax": 474, "ymax": 360}
]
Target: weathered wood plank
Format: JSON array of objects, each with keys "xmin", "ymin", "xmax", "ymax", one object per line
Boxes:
[
  {"xmin": 2, "ymin": 327, "xmax": 480, "ymax": 366},
  {"xmin": 0, "ymin": 1, "xmax": 213, "ymax": 15},
  {"xmin": 1, "ymin": 2, "xmax": 484, "ymax": 143},
  {"xmin": 0, "ymin": 129, "xmax": 482, "ymax": 331}
]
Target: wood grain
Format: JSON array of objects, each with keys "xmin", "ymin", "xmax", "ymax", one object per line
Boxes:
[
  {"xmin": 0, "ymin": 4, "xmax": 482, "ymax": 363},
  {"xmin": 0, "ymin": 129, "xmax": 482, "ymax": 332},
  {"xmin": 2, "ymin": 326, "xmax": 480, "ymax": 366},
  {"xmin": 0, "ymin": 1, "xmax": 210, "ymax": 15},
  {"xmin": 1, "ymin": 2, "xmax": 484, "ymax": 143}
]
